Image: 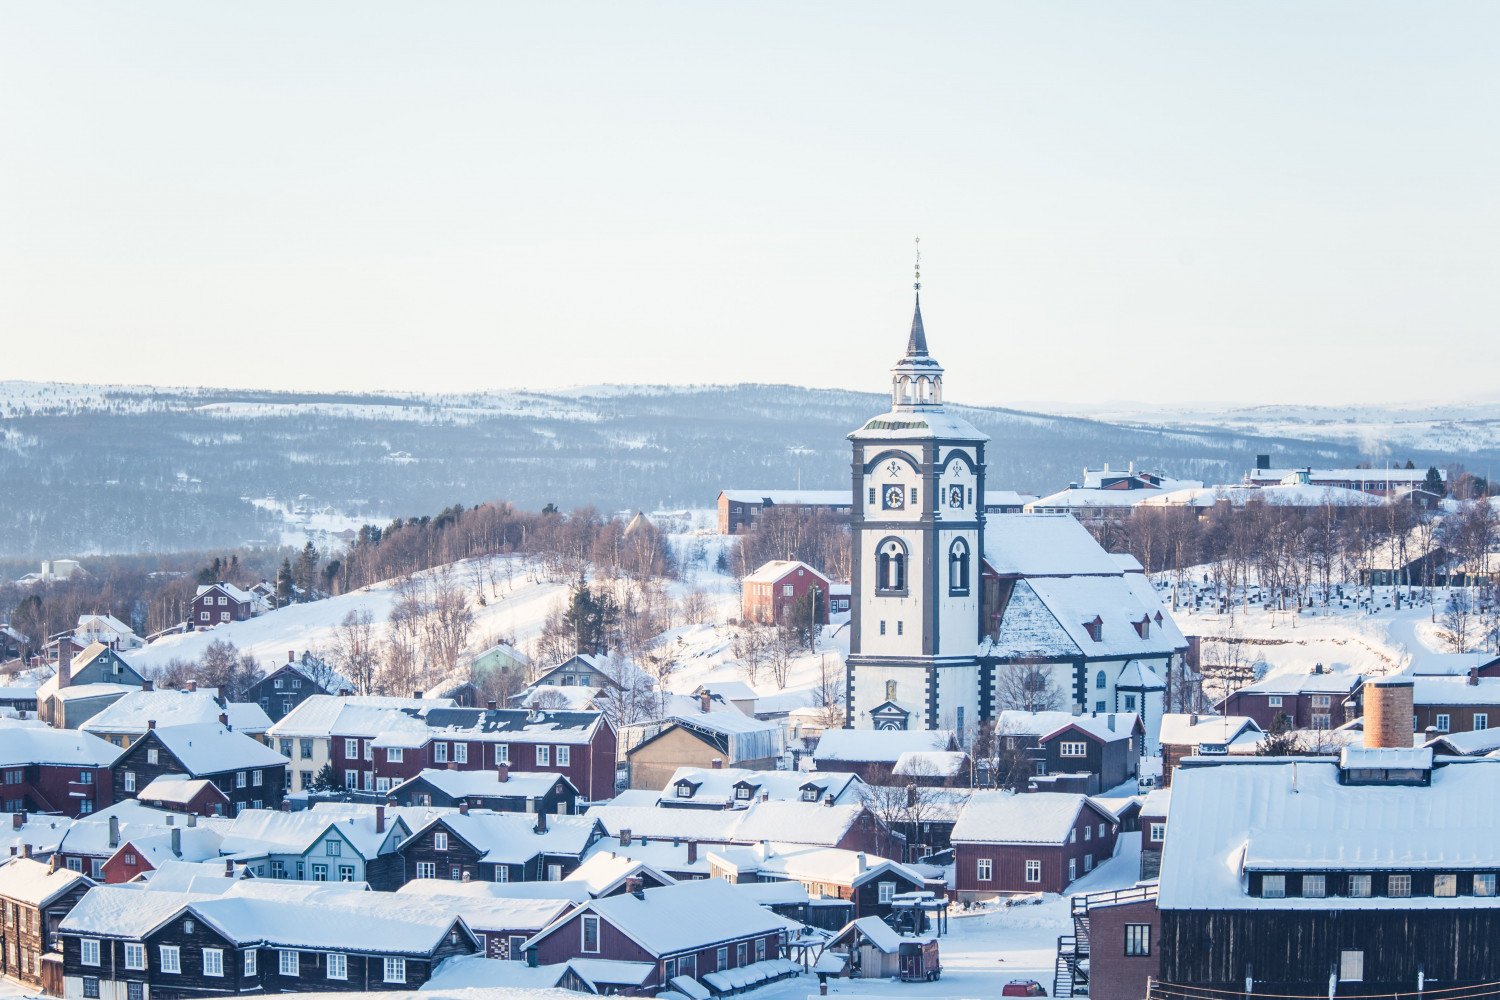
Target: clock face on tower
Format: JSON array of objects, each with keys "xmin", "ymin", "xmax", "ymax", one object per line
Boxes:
[
  {"xmin": 948, "ymin": 485, "xmax": 964, "ymax": 508},
  {"xmin": 882, "ymin": 485, "xmax": 906, "ymax": 510}
]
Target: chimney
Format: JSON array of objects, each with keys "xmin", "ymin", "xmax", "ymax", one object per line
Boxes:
[
  {"xmin": 487, "ymin": 700, "xmax": 498, "ymax": 710},
  {"xmin": 148, "ymin": 719, "xmax": 156, "ymax": 730},
  {"xmin": 48, "ymin": 854, "xmax": 58, "ymax": 874},
  {"xmin": 700, "ymin": 690, "xmax": 711, "ymax": 714},
  {"xmin": 7, "ymin": 846, "xmax": 13, "ymax": 857},
  {"xmin": 142, "ymin": 680, "xmax": 154, "ymax": 693},
  {"xmin": 57, "ymin": 642, "xmax": 72, "ymax": 690},
  {"xmin": 711, "ymin": 758, "xmax": 723, "ymax": 770},
  {"xmin": 1107, "ymin": 716, "xmax": 1116, "ymax": 732},
  {"xmin": 1188, "ymin": 713, "xmax": 1198, "ymax": 726},
  {"xmin": 687, "ymin": 840, "xmax": 698, "ymax": 863},
  {"xmin": 171, "ymin": 827, "xmax": 182, "ymax": 858},
  {"xmin": 280, "ymin": 800, "xmax": 291, "ymax": 812},
  {"xmin": 1364, "ymin": 679, "xmax": 1416, "ymax": 750},
  {"xmin": 218, "ymin": 712, "xmax": 229, "ymax": 727},
  {"xmin": 413, "ymin": 689, "xmax": 424, "ymax": 700},
  {"xmin": 22, "ymin": 844, "xmax": 32, "ymax": 859},
  {"xmin": 497, "ymin": 764, "xmax": 509, "ymax": 783},
  {"xmin": 108, "ymin": 816, "xmax": 120, "ymax": 849},
  {"xmin": 376, "ymin": 805, "xmax": 386, "ymax": 834},
  {"xmin": 187, "ymin": 679, "xmax": 197, "ymax": 692},
  {"xmin": 857, "ymin": 852, "xmax": 867, "ymax": 873},
  {"xmin": 760, "ymin": 791, "xmax": 769, "ymax": 803},
  {"xmin": 823, "ymin": 794, "xmax": 834, "ymax": 807},
  {"xmin": 459, "ymin": 801, "xmax": 469, "ymax": 815},
  {"xmin": 10, "ymin": 813, "xmax": 22, "ymax": 831},
  {"xmin": 1470, "ymin": 666, "xmax": 1480, "ymax": 687},
  {"xmin": 288, "ymin": 650, "xmax": 295, "ymax": 664},
  {"xmin": 625, "ymin": 876, "xmax": 644, "ymax": 898},
  {"xmin": 166, "ymin": 814, "xmax": 175, "ymax": 826},
  {"xmin": 225, "ymin": 859, "xmax": 234, "ymax": 878},
  {"xmin": 620, "ymin": 828, "xmax": 632, "ymax": 847},
  {"xmin": 535, "ymin": 810, "xmax": 548, "ymax": 834},
  {"xmin": 187, "ymin": 814, "xmax": 197, "ymax": 828}
]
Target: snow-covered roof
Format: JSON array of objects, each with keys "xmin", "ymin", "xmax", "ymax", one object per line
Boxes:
[
  {"xmin": 195, "ymin": 582, "xmax": 257, "ymax": 603},
  {"xmin": 421, "ymin": 707, "xmax": 608, "ymax": 746},
  {"xmin": 1340, "ymin": 746, "xmax": 1432, "ymax": 771},
  {"xmin": 742, "ymin": 560, "xmax": 829, "ymax": 586},
  {"xmin": 1408, "ymin": 676, "xmax": 1500, "ymax": 707},
  {"xmin": 76, "ymin": 614, "xmax": 135, "ymax": 637},
  {"xmin": 396, "ymin": 768, "xmax": 575, "ymax": 801},
  {"xmin": 830, "ymin": 915, "xmax": 934, "ymax": 953},
  {"xmin": 1158, "ymin": 713, "xmax": 1262, "ymax": 747},
  {"xmin": 1232, "ymin": 665, "xmax": 1363, "ymax": 697},
  {"xmin": 532, "ymin": 877, "xmax": 793, "ymax": 957},
  {"xmin": 0, "ymin": 719, "xmax": 119, "ymax": 767},
  {"xmin": 587, "ymin": 799, "xmax": 866, "ymax": 850},
  {"xmin": 987, "ymin": 576, "xmax": 1183, "ymax": 662},
  {"xmin": 115, "ymin": 826, "xmax": 225, "ymax": 867},
  {"xmin": 511, "ymin": 685, "xmax": 600, "ymax": 710},
  {"xmin": 693, "ymin": 680, "xmax": 759, "ymax": 702},
  {"xmin": 417, "ymin": 812, "xmax": 599, "ymax": 865},
  {"xmin": 892, "ymin": 750, "xmax": 967, "ymax": 777},
  {"xmin": 82, "ymin": 688, "xmax": 271, "ymax": 735},
  {"xmin": 399, "ymin": 876, "xmax": 591, "ymax": 905},
  {"xmin": 219, "ymin": 807, "xmax": 400, "ymax": 859},
  {"xmin": 848, "ymin": 408, "xmax": 988, "ymax": 443},
  {"xmin": 1403, "ymin": 652, "xmax": 1500, "ymax": 677},
  {"xmin": 58, "ymin": 802, "xmax": 233, "ymax": 859},
  {"xmin": 1037, "ymin": 713, "xmax": 1142, "ymax": 743},
  {"xmin": 1159, "ymin": 758, "xmax": 1500, "ymax": 911},
  {"xmin": 147, "ymin": 723, "xmax": 287, "ymax": 775},
  {"xmin": 563, "ymin": 852, "xmax": 677, "ymax": 896},
  {"xmin": 0, "ymin": 856, "xmax": 91, "ymax": 906},
  {"xmin": 661, "ymin": 766, "xmax": 862, "ymax": 808},
  {"xmin": 1428, "ymin": 729, "xmax": 1500, "ymax": 756},
  {"xmin": 562, "ymin": 958, "xmax": 656, "ymax": 987},
  {"xmin": 264, "ymin": 694, "xmax": 452, "ymax": 739},
  {"xmin": 950, "ymin": 790, "xmax": 1116, "ymax": 845},
  {"xmin": 716, "ymin": 844, "xmax": 922, "ymax": 889},
  {"xmin": 46, "ymin": 682, "xmax": 139, "ymax": 704},
  {"xmin": 1140, "ymin": 788, "xmax": 1172, "ymax": 817},
  {"xmin": 1028, "ymin": 488, "xmax": 1160, "ymax": 510},
  {"xmin": 1246, "ymin": 467, "xmax": 1439, "ymax": 484},
  {"xmin": 718, "ymin": 489, "xmax": 851, "ymax": 506},
  {"xmin": 641, "ymin": 712, "xmax": 783, "ymax": 763},
  {"xmin": 1141, "ymin": 484, "xmax": 1383, "ymax": 508},
  {"xmin": 389, "ymin": 886, "xmax": 572, "ymax": 932},
  {"xmin": 731, "ymin": 801, "xmax": 865, "ymax": 847},
  {"xmin": 813, "ymin": 728, "xmax": 953, "ymax": 765},
  {"xmin": 984, "ymin": 490, "xmax": 1040, "ymax": 507},
  {"xmin": 137, "ymin": 774, "xmax": 223, "ymax": 806},
  {"xmin": 983, "ymin": 514, "xmax": 1123, "ymax": 577}
]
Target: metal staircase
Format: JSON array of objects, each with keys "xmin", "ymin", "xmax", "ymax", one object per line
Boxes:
[{"xmin": 1053, "ymin": 885, "xmax": 1158, "ymax": 998}]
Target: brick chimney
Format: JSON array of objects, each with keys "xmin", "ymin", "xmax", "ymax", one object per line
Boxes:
[
  {"xmin": 487, "ymin": 700, "xmax": 498, "ymax": 710},
  {"xmin": 148, "ymin": 719, "xmax": 156, "ymax": 730},
  {"xmin": 187, "ymin": 679, "xmax": 197, "ymax": 692},
  {"xmin": 459, "ymin": 801, "xmax": 470, "ymax": 815},
  {"xmin": 142, "ymin": 679, "xmax": 154, "ymax": 692},
  {"xmin": 1364, "ymin": 679, "xmax": 1415, "ymax": 749},
  {"xmin": 700, "ymin": 690, "xmax": 711, "ymax": 714},
  {"xmin": 288, "ymin": 650, "xmax": 296, "ymax": 664},
  {"xmin": 219, "ymin": 712, "xmax": 229, "ymax": 728},
  {"xmin": 686, "ymin": 840, "xmax": 697, "ymax": 864},
  {"xmin": 57, "ymin": 642, "xmax": 72, "ymax": 690},
  {"xmin": 625, "ymin": 875, "xmax": 643, "ymax": 898},
  {"xmin": 280, "ymin": 800, "xmax": 291, "ymax": 812},
  {"xmin": 620, "ymin": 828, "xmax": 632, "ymax": 847},
  {"xmin": 823, "ymin": 794, "xmax": 834, "ymax": 807},
  {"xmin": 9, "ymin": 813, "xmax": 21, "ymax": 831},
  {"xmin": 376, "ymin": 805, "xmax": 386, "ymax": 834},
  {"xmin": 225, "ymin": 858, "xmax": 234, "ymax": 878},
  {"xmin": 1470, "ymin": 666, "xmax": 1480, "ymax": 687},
  {"xmin": 22, "ymin": 844, "xmax": 32, "ymax": 859},
  {"xmin": 534, "ymin": 810, "xmax": 548, "ymax": 834},
  {"xmin": 711, "ymin": 758, "xmax": 723, "ymax": 770},
  {"xmin": 760, "ymin": 791, "xmax": 769, "ymax": 803},
  {"xmin": 497, "ymin": 764, "xmax": 509, "ymax": 783}
]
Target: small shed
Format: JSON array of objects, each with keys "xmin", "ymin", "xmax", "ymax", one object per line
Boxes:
[{"xmin": 826, "ymin": 916, "xmax": 940, "ymax": 981}]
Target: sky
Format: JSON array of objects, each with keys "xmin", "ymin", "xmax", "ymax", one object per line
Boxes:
[{"xmin": 2, "ymin": 2, "xmax": 1498, "ymax": 409}]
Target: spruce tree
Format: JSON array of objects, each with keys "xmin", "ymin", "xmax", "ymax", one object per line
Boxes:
[{"xmin": 1424, "ymin": 466, "xmax": 1445, "ymax": 496}]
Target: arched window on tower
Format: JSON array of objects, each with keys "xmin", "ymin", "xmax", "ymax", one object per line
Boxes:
[
  {"xmin": 875, "ymin": 538, "xmax": 908, "ymax": 595},
  {"xmin": 948, "ymin": 539, "xmax": 970, "ymax": 595},
  {"xmin": 1095, "ymin": 669, "xmax": 1107, "ymax": 690}
]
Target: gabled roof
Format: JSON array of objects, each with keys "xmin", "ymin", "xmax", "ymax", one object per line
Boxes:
[
  {"xmin": 0, "ymin": 857, "xmax": 92, "ymax": 907},
  {"xmin": 394, "ymin": 768, "xmax": 577, "ymax": 801},
  {"xmin": 829, "ymin": 915, "xmax": 933, "ymax": 954},
  {"xmin": 564, "ymin": 852, "xmax": 678, "ymax": 896},
  {"xmin": 0, "ymin": 719, "xmax": 119, "ymax": 768},
  {"xmin": 983, "ymin": 515, "xmax": 1125, "ymax": 578},
  {"xmin": 137, "ymin": 774, "xmax": 227, "ymax": 807},
  {"xmin": 410, "ymin": 812, "xmax": 600, "ymax": 865},
  {"xmin": 661, "ymin": 766, "xmax": 863, "ymax": 807},
  {"xmin": 194, "ymin": 582, "xmax": 257, "ymax": 604},
  {"xmin": 586, "ymin": 799, "xmax": 868, "ymax": 850},
  {"xmin": 142, "ymin": 723, "xmax": 288, "ymax": 776},
  {"xmin": 82, "ymin": 688, "xmax": 272, "ymax": 735},
  {"xmin": 420, "ymin": 707, "xmax": 608, "ymax": 746},
  {"xmin": 950, "ymin": 790, "xmax": 1117, "ymax": 846},
  {"xmin": 892, "ymin": 750, "xmax": 967, "ymax": 778},
  {"xmin": 1038, "ymin": 714, "xmax": 1144, "ymax": 744},
  {"xmin": 742, "ymin": 560, "xmax": 830, "ymax": 586},
  {"xmin": 528, "ymin": 878, "xmax": 794, "ymax": 958},
  {"xmin": 218, "ymin": 807, "xmax": 405, "ymax": 860},
  {"xmin": 1158, "ymin": 713, "xmax": 1262, "ymax": 748}
]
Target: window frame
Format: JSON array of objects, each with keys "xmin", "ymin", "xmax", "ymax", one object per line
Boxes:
[
  {"xmin": 1025, "ymin": 859, "xmax": 1041, "ymax": 883},
  {"xmin": 203, "ymin": 947, "xmax": 224, "ymax": 977},
  {"xmin": 327, "ymin": 952, "xmax": 348, "ymax": 980},
  {"xmin": 976, "ymin": 858, "xmax": 993, "ymax": 882},
  {"xmin": 580, "ymin": 914, "xmax": 601, "ymax": 954},
  {"xmin": 1388, "ymin": 874, "xmax": 1412, "ymax": 898},
  {"xmin": 1261, "ymin": 874, "xmax": 1286, "ymax": 898},
  {"xmin": 160, "ymin": 944, "xmax": 181, "ymax": 974},
  {"xmin": 124, "ymin": 942, "xmax": 146, "ymax": 970},
  {"xmin": 1124, "ymin": 923, "xmax": 1151, "ymax": 957},
  {"xmin": 383, "ymin": 957, "xmax": 406, "ymax": 984},
  {"xmin": 81, "ymin": 938, "xmax": 101, "ymax": 966},
  {"xmin": 280, "ymin": 949, "xmax": 300, "ymax": 977}
]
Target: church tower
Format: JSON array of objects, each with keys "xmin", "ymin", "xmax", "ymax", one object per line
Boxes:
[{"xmin": 845, "ymin": 271, "xmax": 988, "ymax": 734}]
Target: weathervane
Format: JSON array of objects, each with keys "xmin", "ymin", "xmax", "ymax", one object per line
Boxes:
[{"xmin": 914, "ymin": 236, "xmax": 921, "ymax": 292}]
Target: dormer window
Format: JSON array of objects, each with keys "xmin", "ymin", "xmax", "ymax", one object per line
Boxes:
[
  {"xmin": 1133, "ymin": 617, "xmax": 1149, "ymax": 638},
  {"xmin": 676, "ymin": 783, "xmax": 694, "ymax": 798},
  {"xmin": 734, "ymin": 786, "xmax": 751, "ymax": 800},
  {"xmin": 1084, "ymin": 617, "xmax": 1104, "ymax": 642}
]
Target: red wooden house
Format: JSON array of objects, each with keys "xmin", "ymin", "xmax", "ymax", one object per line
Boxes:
[
  {"xmin": 0, "ymin": 723, "xmax": 117, "ymax": 818},
  {"xmin": 951, "ymin": 790, "xmax": 1119, "ymax": 898},
  {"xmin": 740, "ymin": 560, "xmax": 832, "ymax": 626},
  {"xmin": 525, "ymin": 878, "xmax": 796, "ymax": 995}
]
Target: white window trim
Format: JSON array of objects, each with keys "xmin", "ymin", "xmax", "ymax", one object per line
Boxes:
[
  {"xmin": 1025, "ymin": 860, "xmax": 1041, "ymax": 884},
  {"xmin": 384, "ymin": 957, "xmax": 406, "ymax": 984},
  {"xmin": 280, "ymin": 949, "xmax": 300, "ymax": 976},
  {"xmin": 160, "ymin": 945, "xmax": 181, "ymax": 974},
  {"xmin": 81, "ymin": 938, "xmax": 101, "ymax": 966},
  {"xmin": 581, "ymin": 914, "xmax": 601, "ymax": 954},
  {"xmin": 976, "ymin": 859, "xmax": 992, "ymax": 882},
  {"xmin": 327, "ymin": 952, "xmax": 348, "ymax": 980},
  {"xmin": 203, "ymin": 947, "xmax": 224, "ymax": 977},
  {"xmin": 124, "ymin": 943, "xmax": 146, "ymax": 971}
]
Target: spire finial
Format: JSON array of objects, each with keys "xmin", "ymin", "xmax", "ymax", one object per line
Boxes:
[{"xmin": 913, "ymin": 236, "xmax": 921, "ymax": 292}]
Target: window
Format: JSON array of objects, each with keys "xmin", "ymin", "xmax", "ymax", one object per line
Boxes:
[
  {"xmin": 1084, "ymin": 854, "xmax": 1094, "ymax": 872},
  {"xmin": 879, "ymin": 620, "xmax": 886, "ymax": 636},
  {"xmin": 416, "ymin": 862, "xmax": 436, "ymax": 879},
  {"xmin": 160, "ymin": 945, "xmax": 181, "ymax": 974},
  {"xmin": 1477, "ymin": 874, "xmax": 1497, "ymax": 896},
  {"xmin": 1302, "ymin": 875, "xmax": 1326, "ymax": 898},
  {"xmin": 875, "ymin": 539, "xmax": 907, "ymax": 593},
  {"xmin": 252, "ymin": 769, "xmax": 263, "ymax": 786},
  {"xmin": 1348, "ymin": 874, "xmax": 1372, "ymax": 897},
  {"xmin": 1068, "ymin": 858, "xmax": 1077, "ymax": 882},
  {"xmin": 1388, "ymin": 874, "xmax": 1412, "ymax": 897},
  {"xmin": 124, "ymin": 943, "xmax": 145, "ymax": 970},
  {"xmin": 495, "ymin": 866, "xmax": 510, "ymax": 882},
  {"xmin": 344, "ymin": 769, "xmax": 359, "ymax": 790},
  {"xmin": 345, "ymin": 739, "xmax": 360, "ymax": 758},
  {"xmin": 1084, "ymin": 826, "xmax": 1092, "ymax": 841},
  {"xmin": 676, "ymin": 783, "xmax": 693, "ymax": 798},
  {"xmin": 204, "ymin": 948, "xmax": 224, "ymax": 977},
  {"xmin": 244, "ymin": 949, "xmax": 257, "ymax": 976},
  {"xmin": 339, "ymin": 865, "xmax": 354, "ymax": 881},
  {"xmin": 782, "ymin": 584, "xmax": 795, "ymax": 597},
  {"xmin": 327, "ymin": 953, "xmax": 347, "ymax": 980},
  {"xmin": 454, "ymin": 743, "xmax": 468, "ymax": 764},
  {"xmin": 1124, "ymin": 695, "xmax": 1137, "ymax": 710},
  {"xmin": 1477, "ymin": 714, "xmax": 1490, "ymax": 731},
  {"xmin": 556, "ymin": 745, "xmax": 570, "ymax": 766},
  {"xmin": 200, "ymin": 612, "xmax": 209, "ymax": 622},
  {"xmin": 878, "ymin": 882, "xmax": 895, "ymax": 904},
  {"xmin": 1095, "ymin": 701, "xmax": 1107, "ymax": 713},
  {"xmin": 1436, "ymin": 714, "xmax": 1451, "ymax": 733},
  {"xmin": 81, "ymin": 938, "xmax": 101, "ymax": 966},
  {"xmin": 384, "ymin": 957, "xmax": 407, "ymax": 983},
  {"xmin": 1261, "ymin": 875, "xmax": 1286, "ymax": 898},
  {"xmin": 220, "ymin": 612, "xmax": 231, "ymax": 622},
  {"xmin": 949, "ymin": 539, "xmax": 970, "ymax": 595},
  {"xmin": 868, "ymin": 487, "xmax": 876, "ymax": 506},
  {"xmin": 1435, "ymin": 874, "xmax": 1458, "ymax": 897},
  {"xmin": 897, "ymin": 621, "xmax": 904, "ymax": 636},
  {"xmin": 124, "ymin": 771, "xmax": 136, "ymax": 792},
  {"xmin": 497, "ymin": 744, "xmax": 510, "ymax": 765},
  {"xmin": 271, "ymin": 860, "xmax": 286, "ymax": 879},
  {"xmin": 1149, "ymin": 822, "xmax": 1166, "ymax": 843},
  {"xmin": 537, "ymin": 745, "xmax": 551, "ymax": 766},
  {"xmin": 300, "ymin": 770, "xmax": 312, "ymax": 790},
  {"xmin": 300, "ymin": 739, "xmax": 313, "ymax": 759},
  {"xmin": 547, "ymin": 863, "xmax": 563, "ymax": 881},
  {"xmin": 665, "ymin": 958, "xmax": 678, "ymax": 980},
  {"xmin": 1124, "ymin": 924, "xmax": 1151, "ymax": 957},
  {"xmin": 581, "ymin": 914, "xmax": 600, "ymax": 954},
  {"xmin": 1025, "ymin": 860, "xmax": 1041, "ymax": 883},
  {"xmin": 387, "ymin": 747, "xmax": 404, "ymax": 763},
  {"xmin": 1267, "ymin": 695, "xmax": 1283, "ymax": 708},
  {"xmin": 83, "ymin": 977, "xmax": 100, "ymax": 999},
  {"xmin": 434, "ymin": 831, "xmax": 449, "ymax": 851},
  {"xmin": 280, "ymin": 950, "xmax": 300, "ymax": 976},
  {"xmin": 434, "ymin": 742, "xmax": 449, "ymax": 763},
  {"xmin": 1060, "ymin": 741, "xmax": 1087, "ymax": 757},
  {"xmin": 218, "ymin": 596, "xmax": 228, "ymax": 606},
  {"xmin": 1311, "ymin": 695, "xmax": 1331, "ymax": 708},
  {"xmin": 312, "ymin": 864, "xmax": 327, "ymax": 881},
  {"xmin": 977, "ymin": 859, "xmax": 993, "ymax": 882},
  {"xmin": 1341, "ymin": 950, "xmax": 1364, "ymax": 983},
  {"xmin": 325, "ymin": 838, "xmax": 341, "ymax": 856},
  {"xmin": 236, "ymin": 771, "xmax": 247, "ymax": 788},
  {"xmin": 146, "ymin": 748, "xmax": 159, "ymax": 765},
  {"xmin": 1095, "ymin": 670, "xmax": 1107, "ymax": 690}
]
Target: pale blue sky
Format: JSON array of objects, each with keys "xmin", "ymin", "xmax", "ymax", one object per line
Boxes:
[{"xmin": 2, "ymin": 2, "xmax": 1497, "ymax": 407}]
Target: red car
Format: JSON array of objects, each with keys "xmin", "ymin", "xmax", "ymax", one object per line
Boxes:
[{"xmin": 1002, "ymin": 980, "xmax": 1048, "ymax": 997}]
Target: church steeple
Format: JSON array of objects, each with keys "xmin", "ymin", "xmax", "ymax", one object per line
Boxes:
[{"xmin": 890, "ymin": 239, "xmax": 943, "ymax": 411}]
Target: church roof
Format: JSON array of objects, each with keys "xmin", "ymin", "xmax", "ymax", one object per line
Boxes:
[{"xmin": 906, "ymin": 292, "xmax": 929, "ymax": 357}]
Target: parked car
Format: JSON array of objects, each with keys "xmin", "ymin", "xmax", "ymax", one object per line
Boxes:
[{"xmin": 1002, "ymin": 979, "xmax": 1048, "ymax": 997}]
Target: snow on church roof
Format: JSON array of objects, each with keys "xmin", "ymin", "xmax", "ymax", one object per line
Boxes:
[
  {"xmin": 848, "ymin": 409, "xmax": 988, "ymax": 443},
  {"xmin": 1159, "ymin": 758, "xmax": 1500, "ymax": 911},
  {"xmin": 983, "ymin": 515, "xmax": 1123, "ymax": 577},
  {"xmin": 986, "ymin": 576, "xmax": 1183, "ymax": 662}
]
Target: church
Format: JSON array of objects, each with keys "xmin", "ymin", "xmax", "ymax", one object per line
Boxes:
[{"xmin": 844, "ymin": 289, "xmax": 1187, "ymax": 751}]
